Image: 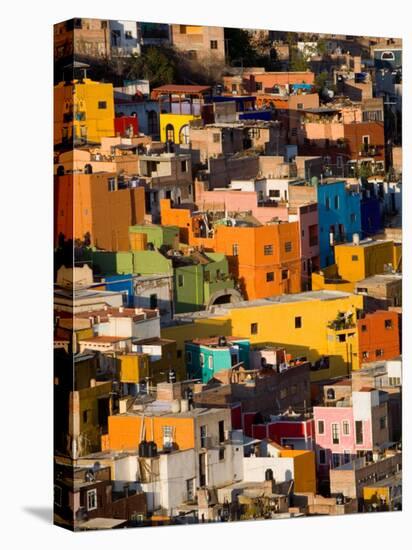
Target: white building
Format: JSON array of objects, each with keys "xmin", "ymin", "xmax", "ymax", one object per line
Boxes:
[{"xmin": 110, "ymin": 20, "xmax": 141, "ymax": 56}]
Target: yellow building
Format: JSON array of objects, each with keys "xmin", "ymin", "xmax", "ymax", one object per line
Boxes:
[
  {"xmin": 54, "ymin": 77, "xmax": 115, "ymax": 145},
  {"xmin": 119, "ymin": 353, "xmax": 149, "ymax": 384},
  {"xmin": 312, "ymin": 239, "xmax": 401, "ymax": 292},
  {"xmin": 162, "ymin": 290, "xmax": 365, "ymax": 380},
  {"xmin": 279, "ymin": 449, "xmax": 316, "ymax": 493},
  {"xmin": 160, "ymin": 113, "xmax": 200, "ymax": 144},
  {"xmin": 152, "ymin": 84, "xmax": 211, "ymax": 144}
]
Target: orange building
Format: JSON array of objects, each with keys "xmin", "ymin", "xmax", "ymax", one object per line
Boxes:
[
  {"xmin": 358, "ymin": 310, "xmax": 401, "ymax": 366},
  {"xmin": 54, "ymin": 173, "xmax": 145, "ymax": 250},
  {"xmin": 160, "ymin": 199, "xmax": 301, "ymax": 300},
  {"xmin": 104, "ymin": 414, "xmax": 196, "ymax": 452}
]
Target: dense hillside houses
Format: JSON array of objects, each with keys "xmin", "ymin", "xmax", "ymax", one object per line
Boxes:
[{"xmin": 53, "ymin": 20, "xmax": 402, "ymax": 530}]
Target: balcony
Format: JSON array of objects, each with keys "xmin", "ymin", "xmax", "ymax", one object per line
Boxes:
[{"xmin": 359, "ymin": 145, "xmax": 379, "ymax": 157}]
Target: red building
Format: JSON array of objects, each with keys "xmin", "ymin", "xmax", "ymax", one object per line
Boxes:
[
  {"xmin": 114, "ymin": 115, "xmax": 139, "ymax": 137},
  {"xmin": 358, "ymin": 310, "xmax": 401, "ymax": 365}
]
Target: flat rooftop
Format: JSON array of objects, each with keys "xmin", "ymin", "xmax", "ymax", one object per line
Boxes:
[
  {"xmin": 116, "ymin": 401, "xmax": 226, "ymax": 419},
  {"xmin": 356, "ymin": 273, "xmax": 402, "ymax": 285},
  {"xmin": 164, "ymin": 290, "xmax": 354, "ymax": 324}
]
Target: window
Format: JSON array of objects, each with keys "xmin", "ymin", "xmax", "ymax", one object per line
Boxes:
[
  {"xmin": 297, "ymin": 102, "xmax": 303, "ymax": 109},
  {"xmin": 186, "ymin": 478, "xmax": 195, "ymax": 502},
  {"xmin": 83, "ymin": 410, "xmax": 89, "ymax": 424},
  {"xmin": 380, "ymin": 416, "xmax": 387, "ymax": 430},
  {"xmin": 200, "ymin": 353, "xmax": 205, "ymax": 368},
  {"xmin": 264, "ymin": 244, "xmax": 273, "ymax": 255},
  {"xmin": 317, "ymin": 420, "xmax": 325, "ymax": 435},
  {"xmin": 269, "ymin": 189, "xmax": 280, "ymax": 198},
  {"xmin": 361, "ymin": 324, "xmax": 367, "ymax": 332},
  {"xmin": 74, "ymin": 18, "xmax": 82, "ymax": 28},
  {"xmin": 54, "ymin": 485, "xmax": 62, "ymax": 507},
  {"xmin": 332, "ymin": 423, "xmax": 340, "ymax": 444},
  {"xmin": 284, "ymin": 241, "xmax": 292, "ymax": 253},
  {"xmin": 98, "ymin": 101, "xmax": 107, "ymax": 109},
  {"xmin": 385, "ymin": 319, "xmax": 393, "ymax": 329},
  {"xmin": 350, "ymin": 213, "xmax": 357, "ymax": 223},
  {"xmin": 180, "ymin": 25, "xmax": 187, "ymax": 34},
  {"xmin": 185, "ymin": 351, "xmax": 192, "ymax": 364},
  {"xmin": 108, "ymin": 177, "xmax": 116, "ymax": 192},
  {"xmin": 381, "ymin": 51, "xmax": 395, "ymax": 60},
  {"xmin": 251, "ymin": 323, "xmax": 258, "ymax": 335},
  {"xmin": 219, "ymin": 447, "xmax": 225, "ymax": 461},
  {"xmin": 362, "ymin": 351, "xmax": 369, "ymax": 360},
  {"xmin": 342, "ymin": 421, "xmax": 350, "ymax": 435},
  {"xmin": 101, "ymin": 21, "xmax": 107, "ymax": 29},
  {"xmin": 86, "ymin": 489, "xmax": 97, "ymax": 511},
  {"xmin": 343, "ymin": 451, "xmax": 351, "ymax": 464},
  {"xmin": 149, "ymin": 294, "xmax": 158, "ymax": 309},
  {"xmin": 200, "ymin": 425, "xmax": 207, "ymax": 448},
  {"xmin": 208, "ymin": 356, "xmax": 213, "ymax": 370},
  {"xmin": 389, "ymin": 377, "xmax": 401, "ymax": 386},
  {"xmin": 232, "ymin": 243, "xmax": 239, "ymax": 256},
  {"xmin": 213, "ymin": 133, "xmax": 220, "ymax": 143},
  {"xmin": 218, "ymin": 420, "xmax": 225, "ymax": 443},
  {"xmin": 295, "ymin": 316, "xmax": 302, "ymax": 329},
  {"xmin": 325, "ymin": 197, "xmax": 330, "ymax": 210},
  {"xmin": 282, "ymin": 269, "xmax": 288, "ymax": 280},
  {"xmin": 178, "ymin": 274, "xmax": 184, "ymax": 287},
  {"xmin": 125, "ymin": 30, "xmax": 133, "ymax": 39},
  {"xmin": 334, "ymin": 196, "xmax": 340, "ymax": 209},
  {"xmin": 332, "ymin": 453, "xmax": 340, "ymax": 468},
  {"xmin": 210, "ymin": 40, "xmax": 218, "ymax": 50},
  {"xmin": 355, "ymin": 420, "xmax": 363, "ymax": 444},
  {"xmin": 181, "ymin": 160, "xmax": 188, "ymax": 172},
  {"xmin": 352, "ymin": 255, "xmax": 359, "ymax": 261},
  {"xmin": 163, "ymin": 426, "xmax": 174, "ymax": 448},
  {"xmin": 376, "ymin": 349, "xmax": 384, "ymax": 357},
  {"xmin": 177, "ymin": 350, "xmax": 182, "ymax": 359},
  {"xmin": 319, "ymin": 449, "xmax": 326, "ymax": 465},
  {"xmin": 266, "ymin": 271, "xmax": 274, "ymax": 282},
  {"xmin": 280, "ymin": 388, "xmax": 288, "ymax": 399}
]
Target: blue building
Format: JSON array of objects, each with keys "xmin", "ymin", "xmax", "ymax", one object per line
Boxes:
[
  {"xmin": 316, "ymin": 180, "xmax": 361, "ymax": 268},
  {"xmin": 185, "ymin": 336, "xmax": 250, "ymax": 383},
  {"xmin": 360, "ymin": 183, "xmax": 383, "ymax": 237}
]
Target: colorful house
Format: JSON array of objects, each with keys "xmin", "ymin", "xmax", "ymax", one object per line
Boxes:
[
  {"xmin": 54, "ymin": 173, "xmax": 145, "ymax": 250},
  {"xmin": 160, "ymin": 199, "xmax": 302, "ymax": 300},
  {"xmin": 358, "ymin": 310, "xmax": 401, "ymax": 365},
  {"xmin": 314, "ymin": 387, "xmax": 390, "ymax": 481},
  {"xmin": 54, "ymin": 75, "xmax": 115, "ymax": 145},
  {"xmin": 315, "ymin": 180, "xmax": 362, "ymax": 267},
  {"xmin": 162, "ymin": 290, "xmax": 366, "ymax": 381},
  {"xmin": 185, "ymin": 336, "xmax": 250, "ymax": 383},
  {"xmin": 151, "ymin": 84, "xmax": 211, "ymax": 144},
  {"xmin": 312, "ymin": 238, "xmax": 401, "ymax": 292}
]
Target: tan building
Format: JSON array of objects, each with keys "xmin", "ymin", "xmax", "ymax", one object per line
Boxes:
[{"xmin": 170, "ymin": 25, "xmax": 225, "ymax": 64}]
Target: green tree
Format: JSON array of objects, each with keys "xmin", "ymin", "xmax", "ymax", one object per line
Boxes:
[
  {"xmin": 289, "ymin": 47, "xmax": 309, "ymax": 71},
  {"xmin": 125, "ymin": 47, "xmax": 178, "ymax": 88},
  {"xmin": 315, "ymin": 70, "xmax": 329, "ymax": 91}
]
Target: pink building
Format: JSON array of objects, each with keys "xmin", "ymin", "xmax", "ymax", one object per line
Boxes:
[
  {"xmin": 288, "ymin": 202, "xmax": 320, "ymax": 289},
  {"xmin": 314, "ymin": 389, "xmax": 389, "ymax": 484},
  {"xmin": 194, "ymin": 181, "xmax": 289, "ymax": 223}
]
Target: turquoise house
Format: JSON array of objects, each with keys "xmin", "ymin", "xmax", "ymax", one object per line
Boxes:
[{"xmin": 185, "ymin": 336, "xmax": 250, "ymax": 383}]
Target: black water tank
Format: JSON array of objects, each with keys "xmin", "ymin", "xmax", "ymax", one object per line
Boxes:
[
  {"xmin": 138, "ymin": 440, "xmax": 148, "ymax": 457},
  {"xmin": 147, "ymin": 441, "xmax": 158, "ymax": 457},
  {"xmin": 265, "ymin": 468, "xmax": 274, "ymax": 481}
]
